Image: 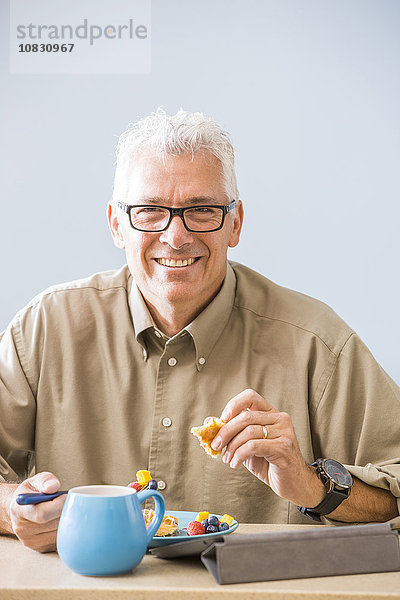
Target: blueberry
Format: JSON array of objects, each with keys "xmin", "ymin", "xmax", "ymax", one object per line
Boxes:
[
  {"xmin": 208, "ymin": 515, "xmax": 219, "ymax": 526},
  {"xmin": 206, "ymin": 524, "xmax": 219, "ymax": 533},
  {"xmin": 201, "ymin": 519, "xmax": 209, "ymax": 529},
  {"xmin": 218, "ymin": 522, "xmax": 229, "ymax": 532},
  {"xmin": 148, "ymin": 479, "xmax": 158, "ymax": 490}
]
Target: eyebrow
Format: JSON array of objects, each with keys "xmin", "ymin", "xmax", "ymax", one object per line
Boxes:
[{"xmin": 137, "ymin": 196, "xmax": 221, "ymax": 206}]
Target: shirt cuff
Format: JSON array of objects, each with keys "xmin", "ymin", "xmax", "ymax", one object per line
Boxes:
[{"xmin": 321, "ymin": 462, "xmax": 400, "ymax": 528}]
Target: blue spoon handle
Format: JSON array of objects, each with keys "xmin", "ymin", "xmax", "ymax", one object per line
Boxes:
[{"xmin": 16, "ymin": 491, "xmax": 68, "ymax": 505}]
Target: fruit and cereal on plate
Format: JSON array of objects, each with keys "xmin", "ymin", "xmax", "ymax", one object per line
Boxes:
[
  {"xmin": 190, "ymin": 417, "xmax": 225, "ymax": 457},
  {"xmin": 143, "ymin": 509, "xmax": 179, "ymax": 537},
  {"xmin": 128, "ymin": 470, "xmax": 179, "ymax": 537},
  {"xmin": 128, "ymin": 470, "xmax": 235, "ymax": 538},
  {"xmin": 186, "ymin": 511, "xmax": 235, "ymax": 536},
  {"xmin": 128, "ymin": 469, "xmax": 158, "ymax": 492}
]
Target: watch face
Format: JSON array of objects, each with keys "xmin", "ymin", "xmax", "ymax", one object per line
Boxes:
[{"xmin": 324, "ymin": 460, "xmax": 353, "ymax": 488}]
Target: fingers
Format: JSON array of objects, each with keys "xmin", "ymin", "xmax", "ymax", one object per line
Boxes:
[
  {"xmin": 10, "ymin": 471, "xmax": 64, "ymax": 553},
  {"xmin": 24, "ymin": 471, "xmax": 61, "ymax": 494},
  {"xmin": 212, "ymin": 407, "xmax": 282, "ymax": 452},
  {"xmin": 227, "ymin": 437, "xmax": 295, "ymax": 469},
  {"xmin": 213, "ymin": 388, "xmax": 303, "ymax": 472},
  {"xmin": 219, "ymin": 412, "xmax": 292, "ymax": 465},
  {"xmin": 19, "ymin": 493, "xmax": 66, "ymax": 524},
  {"xmin": 221, "ymin": 423, "xmax": 269, "ymax": 465},
  {"xmin": 220, "ymin": 389, "xmax": 278, "ymax": 422}
]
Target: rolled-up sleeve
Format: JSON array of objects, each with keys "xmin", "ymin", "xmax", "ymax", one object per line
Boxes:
[
  {"xmin": 311, "ymin": 333, "xmax": 400, "ymax": 527},
  {"xmin": 0, "ymin": 315, "xmax": 37, "ymax": 483}
]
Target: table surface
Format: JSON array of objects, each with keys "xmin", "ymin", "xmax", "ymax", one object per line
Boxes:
[{"xmin": 1, "ymin": 523, "xmax": 400, "ymax": 600}]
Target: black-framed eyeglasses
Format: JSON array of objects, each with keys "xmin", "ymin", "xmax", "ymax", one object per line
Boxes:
[{"xmin": 116, "ymin": 201, "xmax": 236, "ymax": 233}]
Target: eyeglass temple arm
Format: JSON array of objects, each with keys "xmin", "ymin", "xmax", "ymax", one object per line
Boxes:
[{"xmin": 116, "ymin": 201, "xmax": 129, "ymax": 214}]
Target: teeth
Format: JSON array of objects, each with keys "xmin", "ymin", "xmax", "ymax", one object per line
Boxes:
[{"xmin": 156, "ymin": 257, "xmax": 196, "ymax": 267}]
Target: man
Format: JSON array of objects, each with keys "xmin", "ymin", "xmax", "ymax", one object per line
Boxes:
[{"xmin": 1, "ymin": 109, "xmax": 399, "ymax": 554}]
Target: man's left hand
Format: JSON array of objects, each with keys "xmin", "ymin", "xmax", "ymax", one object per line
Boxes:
[{"xmin": 211, "ymin": 389, "xmax": 326, "ymax": 507}]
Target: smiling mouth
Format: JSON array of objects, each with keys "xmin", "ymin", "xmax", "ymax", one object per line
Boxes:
[{"xmin": 154, "ymin": 257, "xmax": 199, "ymax": 267}]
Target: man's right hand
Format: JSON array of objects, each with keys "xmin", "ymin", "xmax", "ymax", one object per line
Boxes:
[{"xmin": 7, "ymin": 472, "xmax": 66, "ymax": 553}]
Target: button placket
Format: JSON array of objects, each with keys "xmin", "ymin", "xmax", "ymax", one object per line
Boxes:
[
  {"xmin": 147, "ymin": 345, "xmax": 169, "ymax": 507},
  {"xmin": 150, "ymin": 336, "xmax": 194, "ymax": 505}
]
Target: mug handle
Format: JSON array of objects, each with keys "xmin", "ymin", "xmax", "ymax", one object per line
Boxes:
[{"xmin": 137, "ymin": 489, "xmax": 166, "ymax": 544}]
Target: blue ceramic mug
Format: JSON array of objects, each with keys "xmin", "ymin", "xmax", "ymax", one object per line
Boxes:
[{"xmin": 57, "ymin": 485, "xmax": 165, "ymax": 576}]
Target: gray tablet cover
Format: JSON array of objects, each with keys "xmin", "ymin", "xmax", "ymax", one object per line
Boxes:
[{"xmin": 201, "ymin": 523, "xmax": 400, "ymax": 585}]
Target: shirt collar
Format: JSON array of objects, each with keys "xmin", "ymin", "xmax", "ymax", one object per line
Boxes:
[
  {"xmin": 129, "ymin": 262, "xmax": 236, "ymax": 370},
  {"xmin": 128, "ymin": 279, "xmax": 155, "ymax": 358}
]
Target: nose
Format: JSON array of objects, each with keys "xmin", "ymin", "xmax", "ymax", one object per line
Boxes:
[{"xmin": 159, "ymin": 214, "xmax": 194, "ymax": 249}]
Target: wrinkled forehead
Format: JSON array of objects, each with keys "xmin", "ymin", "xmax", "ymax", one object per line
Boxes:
[{"xmin": 125, "ymin": 149, "xmax": 227, "ymax": 204}]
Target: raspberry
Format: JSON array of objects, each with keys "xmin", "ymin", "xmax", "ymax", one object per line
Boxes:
[
  {"xmin": 128, "ymin": 482, "xmax": 142, "ymax": 492},
  {"xmin": 187, "ymin": 520, "xmax": 205, "ymax": 536}
]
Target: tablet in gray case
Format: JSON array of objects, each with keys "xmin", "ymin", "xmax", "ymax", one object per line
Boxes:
[{"xmin": 201, "ymin": 523, "xmax": 400, "ymax": 584}]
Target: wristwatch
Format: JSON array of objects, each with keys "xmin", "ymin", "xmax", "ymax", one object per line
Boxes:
[{"xmin": 297, "ymin": 458, "xmax": 353, "ymax": 522}]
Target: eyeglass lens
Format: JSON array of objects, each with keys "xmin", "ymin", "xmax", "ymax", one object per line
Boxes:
[{"xmin": 130, "ymin": 206, "xmax": 224, "ymax": 232}]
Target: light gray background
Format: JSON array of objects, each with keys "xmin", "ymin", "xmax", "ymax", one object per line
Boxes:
[{"xmin": 1, "ymin": 0, "xmax": 399, "ymax": 383}]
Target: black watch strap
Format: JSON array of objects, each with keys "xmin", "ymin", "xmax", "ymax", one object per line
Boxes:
[
  {"xmin": 297, "ymin": 486, "xmax": 350, "ymax": 522},
  {"xmin": 297, "ymin": 459, "xmax": 352, "ymax": 521}
]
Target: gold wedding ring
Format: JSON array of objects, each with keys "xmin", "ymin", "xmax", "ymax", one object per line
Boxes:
[{"xmin": 262, "ymin": 425, "xmax": 268, "ymax": 439}]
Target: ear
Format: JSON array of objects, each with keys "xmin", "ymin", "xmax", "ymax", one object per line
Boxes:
[
  {"xmin": 107, "ymin": 202, "xmax": 125, "ymax": 249},
  {"xmin": 228, "ymin": 200, "xmax": 244, "ymax": 248}
]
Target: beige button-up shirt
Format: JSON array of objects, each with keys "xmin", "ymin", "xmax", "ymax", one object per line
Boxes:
[{"xmin": 1, "ymin": 262, "xmax": 400, "ymax": 525}]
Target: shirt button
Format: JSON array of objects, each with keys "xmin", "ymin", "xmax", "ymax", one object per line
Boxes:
[
  {"xmin": 158, "ymin": 480, "xmax": 166, "ymax": 490},
  {"xmin": 168, "ymin": 357, "xmax": 177, "ymax": 367},
  {"xmin": 154, "ymin": 330, "xmax": 162, "ymax": 338},
  {"xmin": 162, "ymin": 417, "xmax": 172, "ymax": 428},
  {"xmin": 199, "ymin": 357, "xmax": 206, "ymax": 365}
]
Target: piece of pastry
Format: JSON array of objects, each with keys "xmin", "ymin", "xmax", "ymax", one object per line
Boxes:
[
  {"xmin": 191, "ymin": 417, "xmax": 225, "ymax": 457},
  {"xmin": 142, "ymin": 508, "xmax": 179, "ymax": 537}
]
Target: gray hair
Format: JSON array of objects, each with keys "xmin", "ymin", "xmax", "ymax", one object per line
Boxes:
[{"xmin": 112, "ymin": 108, "xmax": 239, "ymax": 204}]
